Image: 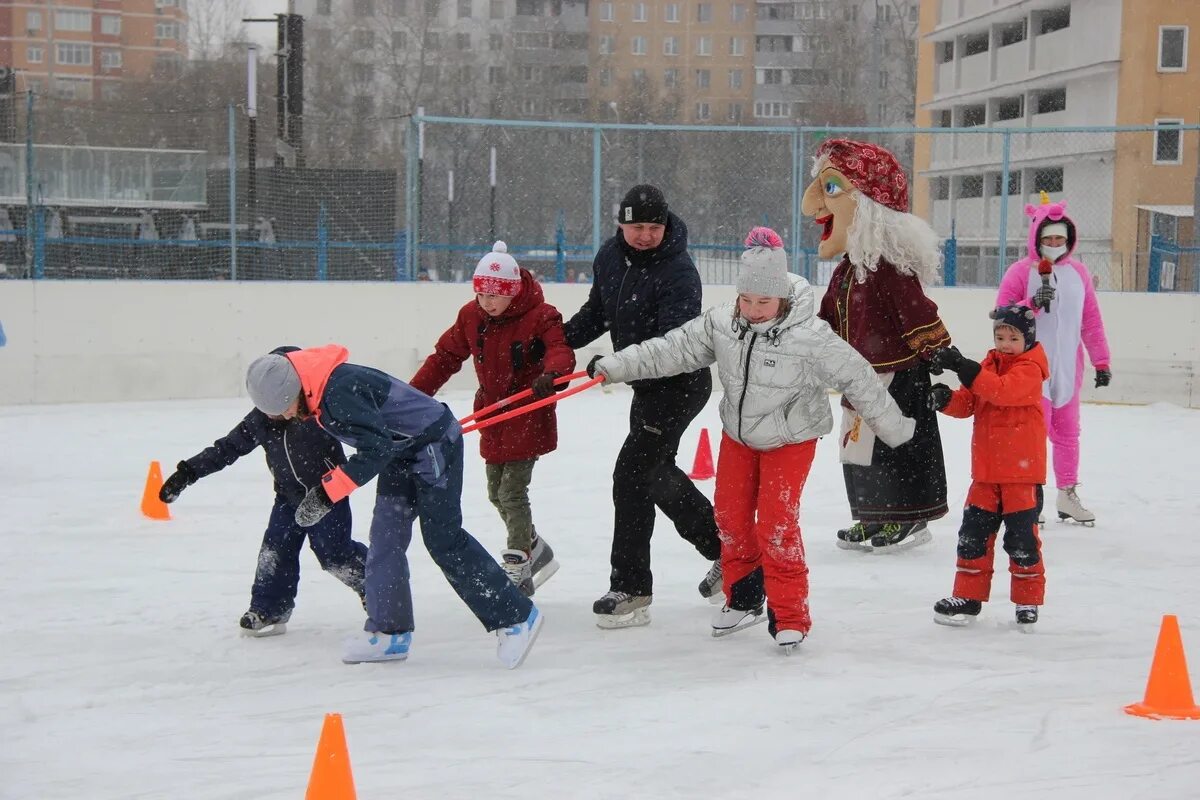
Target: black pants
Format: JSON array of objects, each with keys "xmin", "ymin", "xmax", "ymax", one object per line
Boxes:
[{"xmin": 610, "ymin": 371, "xmax": 762, "ymax": 606}]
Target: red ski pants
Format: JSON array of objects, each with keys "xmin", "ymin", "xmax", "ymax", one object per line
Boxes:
[
  {"xmin": 713, "ymin": 433, "xmax": 816, "ymax": 634},
  {"xmin": 952, "ymin": 481, "xmax": 1045, "ymax": 605}
]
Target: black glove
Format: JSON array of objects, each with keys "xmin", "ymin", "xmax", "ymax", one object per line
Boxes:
[
  {"xmin": 531, "ymin": 373, "xmax": 557, "ymax": 399},
  {"xmin": 295, "ymin": 485, "xmax": 335, "ymax": 528},
  {"xmin": 927, "ymin": 383, "xmax": 953, "ymax": 412},
  {"xmin": 1095, "ymin": 368, "xmax": 1111, "ymax": 388},
  {"xmin": 586, "ymin": 354, "xmax": 604, "ymax": 380},
  {"xmin": 931, "ymin": 346, "xmax": 982, "ymax": 388},
  {"xmin": 159, "ymin": 460, "xmax": 198, "ymax": 504},
  {"xmin": 1033, "ymin": 284, "xmax": 1055, "ymax": 311}
]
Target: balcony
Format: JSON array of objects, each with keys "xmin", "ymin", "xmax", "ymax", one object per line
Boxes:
[
  {"xmin": 995, "ymin": 40, "xmax": 1026, "ymax": 81},
  {"xmin": 1033, "ymin": 27, "xmax": 1071, "ymax": 72},
  {"xmin": 959, "ymin": 50, "xmax": 990, "ymax": 91},
  {"xmin": 936, "ymin": 60, "xmax": 955, "ymax": 94}
]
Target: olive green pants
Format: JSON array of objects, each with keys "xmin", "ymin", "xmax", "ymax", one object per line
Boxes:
[{"xmin": 485, "ymin": 458, "xmax": 537, "ymax": 552}]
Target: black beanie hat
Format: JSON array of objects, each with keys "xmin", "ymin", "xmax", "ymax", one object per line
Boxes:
[
  {"xmin": 990, "ymin": 304, "xmax": 1037, "ymax": 351},
  {"xmin": 617, "ymin": 184, "xmax": 668, "ymax": 225}
]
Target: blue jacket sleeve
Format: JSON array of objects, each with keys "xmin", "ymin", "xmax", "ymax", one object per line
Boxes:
[
  {"xmin": 321, "ymin": 377, "xmax": 398, "ymax": 491},
  {"xmin": 183, "ymin": 411, "xmax": 264, "ymax": 479}
]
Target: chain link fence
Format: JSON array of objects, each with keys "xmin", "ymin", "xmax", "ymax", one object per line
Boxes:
[{"xmin": 3, "ymin": 97, "xmax": 1197, "ymax": 292}]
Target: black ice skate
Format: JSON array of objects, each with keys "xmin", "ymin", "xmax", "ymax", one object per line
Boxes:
[
  {"xmin": 529, "ymin": 534, "xmax": 560, "ymax": 589},
  {"xmin": 933, "ymin": 597, "xmax": 982, "ymax": 627},
  {"xmin": 835, "ymin": 521, "xmax": 876, "ymax": 551},
  {"xmin": 1015, "ymin": 604, "xmax": 1039, "ymax": 631},
  {"xmin": 593, "ymin": 591, "xmax": 651, "ymax": 629},
  {"xmin": 698, "ymin": 560, "xmax": 724, "ymax": 604},
  {"xmin": 871, "ymin": 521, "xmax": 932, "ymax": 551},
  {"xmin": 239, "ymin": 609, "xmax": 290, "ymax": 638}
]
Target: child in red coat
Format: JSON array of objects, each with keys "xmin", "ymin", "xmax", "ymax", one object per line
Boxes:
[
  {"xmin": 927, "ymin": 305, "xmax": 1050, "ymax": 628},
  {"xmin": 410, "ymin": 242, "xmax": 575, "ymax": 596}
]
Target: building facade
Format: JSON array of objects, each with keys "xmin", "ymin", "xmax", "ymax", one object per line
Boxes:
[
  {"xmin": 0, "ymin": 0, "xmax": 188, "ymax": 101},
  {"xmin": 913, "ymin": 0, "xmax": 1200, "ymax": 289}
]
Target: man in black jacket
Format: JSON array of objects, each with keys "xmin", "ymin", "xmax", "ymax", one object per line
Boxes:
[
  {"xmin": 566, "ymin": 185, "xmax": 762, "ymax": 628},
  {"xmin": 158, "ymin": 348, "xmax": 367, "ymax": 637}
]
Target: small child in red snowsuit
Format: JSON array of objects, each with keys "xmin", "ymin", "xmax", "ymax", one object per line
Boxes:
[
  {"xmin": 410, "ymin": 241, "xmax": 574, "ymax": 597},
  {"xmin": 927, "ymin": 305, "xmax": 1050, "ymax": 628}
]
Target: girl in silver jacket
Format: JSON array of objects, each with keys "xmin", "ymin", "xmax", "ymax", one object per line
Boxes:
[{"xmin": 590, "ymin": 228, "xmax": 914, "ymax": 653}]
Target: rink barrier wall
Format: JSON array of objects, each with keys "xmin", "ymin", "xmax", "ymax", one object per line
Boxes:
[{"xmin": 0, "ymin": 280, "xmax": 1196, "ymax": 408}]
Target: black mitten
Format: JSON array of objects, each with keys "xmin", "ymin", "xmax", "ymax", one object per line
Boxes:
[
  {"xmin": 159, "ymin": 460, "xmax": 198, "ymax": 504},
  {"xmin": 931, "ymin": 346, "xmax": 982, "ymax": 388},
  {"xmin": 927, "ymin": 384, "xmax": 953, "ymax": 412},
  {"xmin": 586, "ymin": 354, "xmax": 604, "ymax": 379},
  {"xmin": 295, "ymin": 485, "xmax": 335, "ymax": 528},
  {"xmin": 1094, "ymin": 368, "xmax": 1111, "ymax": 388},
  {"xmin": 531, "ymin": 373, "xmax": 557, "ymax": 399}
]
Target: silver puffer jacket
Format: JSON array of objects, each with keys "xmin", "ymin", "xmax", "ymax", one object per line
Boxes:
[{"xmin": 595, "ymin": 274, "xmax": 915, "ymax": 451}]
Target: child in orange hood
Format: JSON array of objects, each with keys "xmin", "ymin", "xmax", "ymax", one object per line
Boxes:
[{"xmin": 926, "ymin": 305, "xmax": 1050, "ymax": 629}]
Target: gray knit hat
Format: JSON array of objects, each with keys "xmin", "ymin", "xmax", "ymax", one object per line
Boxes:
[
  {"xmin": 736, "ymin": 227, "xmax": 791, "ymax": 298},
  {"xmin": 246, "ymin": 354, "xmax": 301, "ymax": 415}
]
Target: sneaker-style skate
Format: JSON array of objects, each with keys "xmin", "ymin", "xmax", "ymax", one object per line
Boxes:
[
  {"xmin": 1056, "ymin": 485, "xmax": 1095, "ymax": 526},
  {"xmin": 500, "ymin": 549, "xmax": 535, "ymax": 597},
  {"xmin": 775, "ymin": 629, "xmax": 806, "ymax": 654},
  {"xmin": 933, "ymin": 596, "xmax": 982, "ymax": 626},
  {"xmin": 529, "ymin": 535, "xmax": 559, "ymax": 589},
  {"xmin": 711, "ymin": 604, "xmax": 766, "ymax": 637},
  {"xmin": 836, "ymin": 521, "xmax": 876, "ymax": 551},
  {"xmin": 342, "ymin": 631, "xmax": 411, "ymax": 664},
  {"xmin": 698, "ymin": 560, "xmax": 724, "ymax": 604},
  {"xmin": 497, "ymin": 605, "xmax": 544, "ymax": 669},
  {"xmin": 1015, "ymin": 604, "xmax": 1039, "ymax": 630},
  {"xmin": 593, "ymin": 591, "xmax": 652, "ymax": 629},
  {"xmin": 870, "ymin": 521, "xmax": 932, "ymax": 551},
  {"xmin": 239, "ymin": 609, "xmax": 290, "ymax": 638}
]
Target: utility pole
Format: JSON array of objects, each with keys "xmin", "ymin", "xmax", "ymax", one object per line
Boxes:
[{"xmin": 247, "ymin": 44, "xmax": 259, "ymax": 213}]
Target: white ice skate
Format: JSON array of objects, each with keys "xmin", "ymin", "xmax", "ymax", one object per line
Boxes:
[
  {"xmin": 496, "ymin": 605, "xmax": 543, "ymax": 669},
  {"xmin": 500, "ymin": 549, "xmax": 535, "ymax": 597},
  {"xmin": 775, "ymin": 629, "xmax": 806, "ymax": 655},
  {"xmin": 711, "ymin": 604, "xmax": 766, "ymax": 638},
  {"xmin": 1056, "ymin": 485, "xmax": 1095, "ymax": 526},
  {"xmin": 593, "ymin": 591, "xmax": 652, "ymax": 629},
  {"xmin": 342, "ymin": 631, "xmax": 411, "ymax": 664}
]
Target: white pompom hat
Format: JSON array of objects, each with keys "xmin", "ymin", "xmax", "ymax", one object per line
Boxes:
[{"xmin": 472, "ymin": 241, "xmax": 523, "ymax": 297}]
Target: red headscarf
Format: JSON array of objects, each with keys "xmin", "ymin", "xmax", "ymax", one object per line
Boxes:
[{"xmin": 814, "ymin": 139, "xmax": 909, "ymax": 213}]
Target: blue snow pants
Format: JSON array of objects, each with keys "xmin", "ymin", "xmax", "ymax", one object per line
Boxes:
[
  {"xmin": 363, "ymin": 430, "xmax": 532, "ymax": 634},
  {"xmin": 250, "ymin": 495, "xmax": 366, "ymax": 618}
]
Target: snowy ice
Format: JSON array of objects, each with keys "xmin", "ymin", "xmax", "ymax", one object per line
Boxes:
[{"xmin": 3, "ymin": 390, "xmax": 1200, "ymax": 799}]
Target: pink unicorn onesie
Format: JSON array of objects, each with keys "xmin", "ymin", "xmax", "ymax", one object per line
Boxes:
[{"xmin": 996, "ymin": 193, "xmax": 1111, "ymax": 525}]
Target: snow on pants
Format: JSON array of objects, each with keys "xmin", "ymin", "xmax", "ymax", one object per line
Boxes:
[
  {"xmin": 952, "ymin": 482, "xmax": 1046, "ymax": 606},
  {"xmin": 250, "ymin": 494, "xmax": 366, "ymax": 619},
  {"xmin": 1042, "ymin": 393, "xmax": 1081, "ymax": 489},
  {"xmin": 610, "ymin": 371, "xmax": 764, "ymax": 608},
  {"xmin": 713, "ymin": 433, "xmax": 816, "ymax": 634},
  {"xmin": 363, "ymin": 431, "xmax": 532, "ymax": 635}
]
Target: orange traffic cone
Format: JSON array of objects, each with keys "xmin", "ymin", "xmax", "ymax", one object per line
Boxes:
[
  {"xmin": 687, "ymin": 428, "xmax": 715, "ymax": 481},
  {"xmin": 140, "ymin": 461, "xmax": 171, "ymax": 521},
  {"xmin": 1124, "ymin": 614, "xmax": 1200, "ymax": 720},
  {"xmin": 306, "ymin": 713, "xmax": 357, "ymax": 799}
]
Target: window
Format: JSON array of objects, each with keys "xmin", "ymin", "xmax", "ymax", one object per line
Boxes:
[
  {"xmin": 695, "ymin": 102, "xmax": 711, "ymax": 120},
  {"xmin": 663, "ymin": 36, "xmax": 679, "ymax": 55},
  {"xmin": 879, "ymin": 71, "xmax": 888, "ymax": 89},
  {"xmin": 456, "ymin": 32, "xmax": 470, "ymax": 49},
  {"xmin": 354, "ymin": 94, "xmax": 375, "ymax": 116},
  {"xmin": 1159, "ymin": 27, "xmax": 1188, "ymax": 71},
  {"xmin": 491, "ymin": 0, "xmax": 504, "ymax": 18},
  {"xmin": 598, "ymin": 35, "xmax": 613, "ymax": 54},
  {"xmin": 989, "ymin": 171, "xmax": 1021, "ymax": 196},
  {"xmin": 728, "ymin": 69, "xmax": 743, "ymax": 89},
  {"xmin": 939, "ymin": 41, "xmax": 954, "ymax": 63},
  {"xmin": 998, "ymin": 20, "xmax": 1026, "ymax": 47},
  {"xmin": 754, "ymin": 101, "xmax": 790, "ymax": 118},
  {"xmin": 1032, "ymin": 167, "xmax": 1064, "ymax": 193},
  {"xmin": 731, "ymin": 4, "xmax": 747, "ymax": 22},
  {"xmin": 489, "ymin": 33, "xmax": 502, "ymax": 50},
  {"xmin": 996, "ymin": 95, "xmax": 1024, "ymax": 121},
  {"xmin": 633, "ymin": 3, "xmax": 646, "ymax": 22},
  {"xmin": 600, "ymin": 1, "xmax": 613, "ymax": 21},
  {"xmin": 354, "ymin": 0, "xmax": 375, "ymax": 16},
  {"xmin": 27, "ymin": 45, "xmax": 44, "ymax": 64},
  {"xmin": 26, "ymin": 10, "xmax": 42, "ymax": 30},
  {"xmin": 155, "ymin": 22, "xmax": 180, "ymax": 39},
  {"xmin": 631, "ymin": 68, "xmax": 646, "ymax": 84},
  {"xmin": 56, "ymin": 43, "xmax": 92, "ymax": 66},
  {"xmin": 518, "ymin": 65, "xmax": 543, "ymax": 81},
  {"xmin": 514, "ymin": 32, "xmax": 548, "ymax": 47},
  {"xmin": 1035, "ymin": 88, "xmax": 1066, "ymax": 114},
  {"xmin": 599, "ymin": 67, "xmax": 612, "ymax": 86},
  {"xmin": 695, "ymin": 69, "xmax": 710, "ymax": 89},
  {"xmin": 957, "ymin": 175, "xmax": 984, "ymax": 199},
  {"xmin": 353, "ymin": 29, "xmax": 375, "ymax": 49},
  {"xmin": 664, "ymin": 68, "xmax": 679, "ymax": 87},
  {"xmin": 53, "ymin": 77, "xmax": 92, "ymax": 100},
  {"xmin": 100, "ymin": 15, "xmax": 120, "ymax": 35},
  {"xmin": 930, "ymin": 177, "xmax": 949, "ymax": 201},
  {"xmin": 697, "ymin": 36, "xmax": 712, "ymax": 56},
  {"xmin": 425, "ymin": 31, "xmax": 441, "ymax": 49},
  {"xmin": 697, "ymin": 3, "xmax": 712, "ymax": 22},
  {"xmin": 352, "ymin": 63, "xmax": 374, "ymax": 83},
  {"xmin": 393, "ymin": 0, "xmax": 409, "ymax": 13},
  {"xmin": 100, "ymin": 49, "xmax": 122, "ymax": 69},
  {"xmin": 730, "ymin": 37, "xmax": 744, "ymax": 56},
  {"xmin": 756, "ymin": 36, "xmax": 791, "ymax": 53},
  {"xmin": 791, "ymin": 68, "xmax": 828, "ymax": 85},
  {"xmin": 960, "ymin": 104, "xmax": 986, "ymax": 126},
  {"xmin": 521, "ymin": 98, "xmax": 539, "ymax": 115},
  {"xmin": 55, "ymin": 9, "xmax": 91, "ymax": 31},
  {"xmin": 728, "ymin": 103, "xmax": 743, "ymax": 123},
  {"xmin": 631, "ymin": 36, "xmax": 646, "ymax": 55},
  {"xmin": 1154, "ymin": 119, "xmax": 1184, "ymax": 164},
  {"xmin": 100, "ymin": 82, "xmax": 120, "ymax": 101},
  {"xmin": 759, "ymin": 68, "xmax": 783, "ymax": 85},
  {"xmin": 393, "ymin": 31, "xmax": 408, "ymax": 48},
  {"xmin": 1039, "ymin": 7, "xmax": 1069, "ymax": 34},
  {"xmin": 458, "ymin": 0, "xmax": 471, "ymax": 16},
  {"xmin": 426, "ymin": 0, "xmax": 442, "ymax": 14},
  {"xmin": 962, "ymin": 32, "xmax": 988, "ymax": 57},
  {"xmin": 316, "ymin": 0, "xmax": 332, "ymax": 13}
]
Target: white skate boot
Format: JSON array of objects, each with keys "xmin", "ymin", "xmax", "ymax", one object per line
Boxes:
[{"xmin": 1056, "ymin": 485, "xmax": 1095, "ymax": 526}]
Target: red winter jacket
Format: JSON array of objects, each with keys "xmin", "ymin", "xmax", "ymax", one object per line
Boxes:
[
  {"xmin": 410, "ymin": 269, "xmax": 575, "ymax": 464},
  {"xmin": 939, "ymin": 344, "xmax": 1050, "ymax": 484}
]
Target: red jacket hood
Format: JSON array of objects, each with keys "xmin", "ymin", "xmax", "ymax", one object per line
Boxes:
[
  {"xmin": 285, "ymin": 344, "xmax": 350, "ymax": 412},
  {"xmin": 485, "ymin": 268, "xmax": 545, "ymax": 321}
]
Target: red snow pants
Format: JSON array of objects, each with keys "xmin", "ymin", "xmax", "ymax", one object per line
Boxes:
[
  {"xmin": 952, "ymin": 481, "xmax": 1046, "ymax": 605},
  {"xmin": 713, "ymin": 433, "xmax": 816, "ymax": 634}
]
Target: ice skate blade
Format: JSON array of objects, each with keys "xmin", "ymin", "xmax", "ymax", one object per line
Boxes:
[
  {"xmin": 596, "ymin": 608, "xmax": 651, "ymax": 629},
  {"xmin": 342, "ymin": 651, "xmax": 409, "ymax": 664},
  {"xmin": 241, "ymin": 623, "xmax": 286, "ymax": 638},
  {"xmin": 711, "ymin": 613, "xmax": 767, "ymax": 638},
  {"xmin": 870, "ymin": 528, "xmax": 932, "ymax": 553},
  {"xmin": 933, "ymin": 613, "xmax": 976, "ymax": 627},
  {"xmin": 835, "ymin": 539, "xmax": 873, "ymax": 552},
  {"xmin": 1057, "ymin": 513, "xmax": 1095, "ymax": 527},
  {"xmin": 532, "ymin": 559, "xmax": 559, "ymax": 589},
  {"xmin": 1016, "ymin": 622, "xmax": 1036, "ymax": 634},
  {"xmin": 778, "ymin": 642, "xmax": 801, "ymax": 655}
]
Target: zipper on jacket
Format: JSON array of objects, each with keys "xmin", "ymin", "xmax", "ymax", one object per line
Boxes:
[
  {"xmin": 283, "ymin": 426, "xmax": 309, "ymax": 491},
  {"xmin": 614, "ymin": 257, "xmax": 632, "ymax": 342},
  {"xmin": 736, "ymin": 332, "xmax": 757, "ymax": 441}
]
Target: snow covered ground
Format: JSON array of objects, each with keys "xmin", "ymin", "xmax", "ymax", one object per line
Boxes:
[{"xmin": 3, "ymin": 390, "xmax": 1200, "ymax": 799}]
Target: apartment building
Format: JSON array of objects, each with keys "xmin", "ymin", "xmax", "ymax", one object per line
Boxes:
[
  {"xmin": 0, "ymin": 0, "xmax": 188, "ymax": 101},
  {"xmin": 913, "ymin": 0, "xmax": 1200, "ymax": 289}
]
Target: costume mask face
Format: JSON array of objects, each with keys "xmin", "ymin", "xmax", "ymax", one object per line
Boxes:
[{"xmin": 801, "ymin": 166, "xmax": 858, "ymax": 259}]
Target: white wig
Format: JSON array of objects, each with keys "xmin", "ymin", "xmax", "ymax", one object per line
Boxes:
[{"xmin": 812, "ymin": 155, "xmax": 942, "ymax": 284}]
